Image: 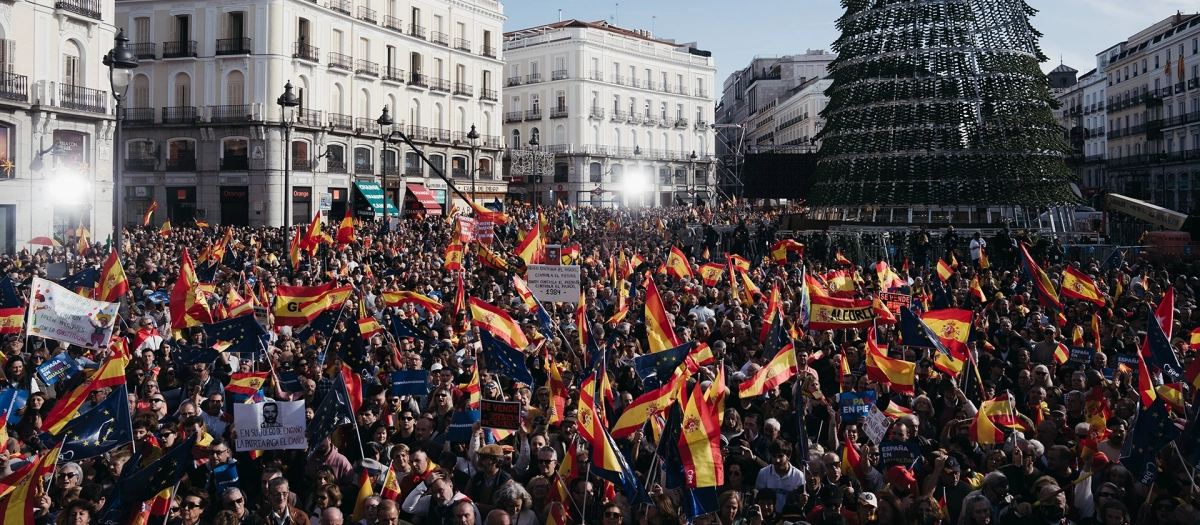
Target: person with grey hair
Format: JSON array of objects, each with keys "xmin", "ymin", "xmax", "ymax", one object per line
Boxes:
[
  {"xmin": 961, "ymin": 472, "xmax": 1010, "ymax": 524},
  {"xmin": 261, "ymin": 477, "xmax": 308, "ymax": 525},
  {"xmin": 221, "ymin": 487, "xmax": 264, "ymax": 525},
  {"xmin": 491, "ymin": 483, "xmax": 536, "ymax": 525},
  {"xmin": 997, "ymin": 438, "xmax": 1045, "ymax": 505},
  {"xmin": 356, "ymin": 496, "xmax": 381, "ymax": 525},
  {"xmin": 319, "ymin": 507, "xmax": 344, "ymax": 525},
  {"xmin": 959, "ymin": 493, "xmax": 995, "ymax": 525}
]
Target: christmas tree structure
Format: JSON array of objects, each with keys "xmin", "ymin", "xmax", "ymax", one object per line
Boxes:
[{"xmin": 810, "ymin": 0, "xmax": 1078, "ymax": 208}]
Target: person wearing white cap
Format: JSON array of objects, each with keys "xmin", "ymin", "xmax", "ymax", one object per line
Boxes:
[{"xmin": 856, "ymin": 492, "xmax": 878, "ymax": 524}]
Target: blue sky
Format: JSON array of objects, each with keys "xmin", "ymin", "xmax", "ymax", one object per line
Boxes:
[{"xmin": 502, "ymin": 0, "xmax": 1199, "ymax": 84}]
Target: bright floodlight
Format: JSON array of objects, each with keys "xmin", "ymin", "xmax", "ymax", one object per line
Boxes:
[
  {"xmin": 56, "ymin": 172, "xmax": 90, "ymax": 204},
  {"xmin": 624, "ymin": 170, "xmax": 648, "ymax": 196}
]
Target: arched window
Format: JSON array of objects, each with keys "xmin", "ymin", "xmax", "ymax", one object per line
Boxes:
[
  {"xmin": 325, "ymin": 144, "xmax": 346, "ymax": 173},
  {"xmin": 429, "ymin": 154, "xmax": 444, "ymax": 176},
  {"xmin": 511, "ymin": 129, "xmax": 520, "ymax": 148},
  {"xmin": 405, "ymin": 151, "xmax": 422, "ymax": 176},
  {"xmin": 354, "ymin": 146, "xmax": 373, "ymax": 175},
  {"xmin": 293, "ymin": 140, "xmax": 312, "ymax": 171},
  {"xmin": 555, "ymin": 125, "xmax": 566, "ymax": 145},
  {"xmin": 226, "ymin": 71, "xmax": 246, "ymax": 105},
  {"xmin": 589, "ymin": 162, "xmax": 602, "ymax": 183},
  {"xmin": 478, "ymin": 158, "xmax": 493, "ymax": 180},
  {"xmin": 221, "ymin": 138, "xmax": 249, "ymax": 170},
  {"xmin": 452, "ymin": 155, "xmax": 468, "ymax": 178},
  {"xmin": 611, "ymin": 164, "xmax": 623, "ymax": 183},
  {"xmin": 173, "ymin": 73, "xmax": 192, "ymax": 106},
  {"xmin": 530, "ymin": 127, "xmax": 540, "ymax": 145},
  {"xmin": 167, "ymin": 139, "xmax": 197, "ymax": 171}
]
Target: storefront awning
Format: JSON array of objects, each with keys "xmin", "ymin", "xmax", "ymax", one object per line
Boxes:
[
  {"xmin": 353, "ymin": 182, "xmax": 400, "ymax": 218},
  {"xmin": 405, "ymin": 184, "xmax": 443, "ymax": 216}
]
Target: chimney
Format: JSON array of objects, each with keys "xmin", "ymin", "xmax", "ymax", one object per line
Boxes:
[{"xmin": 558, "ymin": 9, "xmax": 562, "ymax": 22}]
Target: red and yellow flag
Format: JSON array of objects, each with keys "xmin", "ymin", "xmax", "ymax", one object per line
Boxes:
[
  {"xmin": 738, "ymin": 344, "xmax": 797, "ymax": 398},
  {"xmin": 835, "ymin": 250, "xmax": 852, "ymax": 265},
  {"xmin": 0, "ymin": 443, "xmax": 62, "ymax": 524},
  {"xmin": 699, "ymin": 262, "xmax": 724, "ymax": 287},
  {"xmin": 865, "ymin": 327, "xmax": 915, "ymax": 395},
  {"xmin": 921, "ymin": 308, "xmax": 973, "ymax": 358},
  {"xmin": 936, "ymin": 259, "xmax": 953, "ymax": 282},
  {"xmin": 41, "ymin": 356, "xmax": 128, "ymax": 435},
  {"xmin": 546, "ymin": 354, "xmax": 568, "ymax": 426},
  {"xmin": 666, "ymin": 246, "xmax": 693, "ymax": 279},
  {"xmin": 382, "ymin": 291, "xmax": 442, "ymax": 312},
  {"xmin": 380, "ymin": 463, "xmax": 402, "ymax": 501},
  {"xmin": 357, "ymin": 298, "xmax": 383, "ymax": 340},
  {"xmin": 883, "ymin": 400, "xmax": 914, "ymax": 419},
  {"xmin": 159, "ymin": 219, "xmax": 172, "ymax": 237},
  {"xmin": 169, "ymin": 249, "xmax": 212, "ymax": 330},
  {"xmin": 226, "ymin": 372, "xmax": 269, "ymax": 396},
  {"xmin": 516, "ymin": 220, "xmax": 545, "ymax": 265},
  {"xmin": 289, "ymin": 227, "xmax": 302, "ymax": 270},
  {"xmin": 970, "ymin": 276, "xmax": 986, "ymax": 303},
  {"xmin": 336, "ymin": 210, "xmax": 356, "ymax": 245},
  {"xmin": 970, "ymin": 401, "xmax": 1005, "ymax": 445},
  {"xmin": 979, "ymin": 246, "xmax": 990, "ymax": 269},
  {"xmin": 444, "ymin": 238, "xmax": 464, "ymax": 271},
  {"xmin": 824, "ymin": 270, "xmax": 856, "ymax": 297},
  {"xmin": 644, "ymin": 277, "xmax": 682, "ymax": 352},
  {"xmin": 469, "ymin": 297, "xmax": 530, "ymax": 349},
  {"xmin": 272, "ymin": 281, "xmax": 346, "ymax": 327},
  {"xmin": 142, "ymin": 200, "xmax": 159, "ymax": 226},
  {"xmin": 461, "ymin": 366, "xmax": 481, "ymax": 410},
  {"xmin": 350, "ymin": 469, "xmax": 375, "ymax": 522},
  {"xmin": 1061, "ymin": 266, "xmax": 1105, "ymax": 306},
  {"xmin": 611, "ymin": 373, "xmax": 681, "ymax": 439},
  {"xmin": 679, "ymin": 381, "xmax": 723, "ymax": 488},
  {"xmin": 98, "ymin": 248, "xmax": 128, "ymax": 303}
]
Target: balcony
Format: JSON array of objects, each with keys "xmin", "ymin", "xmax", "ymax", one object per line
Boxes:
[
  {"xmin": 1190, "ymin": 78, "xmax": 1200, "ymax": 90},
  {"xmin": 676, "ymin": 86, "xmax": 690, "ymax": 96},
  {"xmin": 484, "ymin": 135, "xmax": 502, "ymax": 148},
  {"xmin": 163, "ymin": 40, "xmax": 197, "ymax": 58},
  {"xmin": 658, "ymin": 116, "xmax": 672, "ymax": 127},
  {"xmin": 123, "ymin": 107, "xmax": 154, "ymax": 125},
  {"xmin": 695, "ymin": 120, "xmax": 709, "ymax": 130},
  {"xmin": 55, "ymin": 0, "xmax": 101, "ymax": 19},
  {"xmin": 546, "ymin": 69, "xmax": 568, "ymax": 81},
  {"xmin": 355, "ymin": 59, "xmax": 379, "ymax": 77},
  {"xmin": 296, "ymin": 108, "xmax": 323, "ymax": 127},
  {"xmin": 675, "ymin": 117, "xmax": 690, "ymax": 128},
  {"xmin": 432, "ymin": 128, "xmax": 450, "ymax": 142},
  {"xmin": 408, "ymin": 24, "xmax": 425, "ymax": 39},
  {"xmin": 611, "ymin": 110, "xmax": 628, "ymax": 121},
  {"xmin": 327, "ymin": 160, "xmax": 347, "ymax": 174},
  {"xmin": 216, "ymin": 37, "xmax": 252, "ymax": 55},
  {"xmin": 59, "ymin": 84, "xmax": 107, "ymax": 113},
  {"xmin": 383, "ymin": 164, "xmax": 400, "ymax": 176},
  {"xmin": 1130, "ymin": 123, "xmax": 1146, "ymax": 135},
  {"xmin": 329, "ymin": 52, "xmax": 352, "ymax": 71},
  {"xmin": 162, "ymin": 106, "xmax": 197, "ymax": 124},
  {"xmin": 431, "ymin": 31, "xmax": 448, "ymax": 46},
  {"xmin": 526, "ymin": 73, "xmax": 542, "ymax": 84},
  {"xmin": 697, "ymin": 89, "xmax": 708, "ymax": 98},
  {"xmin": 383, "ymin": 67, "xmax": 405, "ymax": 83},
  {"xmin": 452, "ymin": 168, "xmax": 467, "ymax": 178},
  {"xmin": 166, "ymin": 157, "xmax": 197, "ymax": 172},
  {"xmin": 550, "ymin": 106, "xmax": 568, "ymax": 119},
  {"xmin": 329, "ymin": 113, "xmax": 353, "ymax": 131},
  {"xmin": 132, "ymin": 43, "xmax": 156, "ymax": 60},
  {"xmin": 0, "ymin": 72, "xmax": 27, "ymax": 103},
  {"xmin": 354, "ymin": 162, "xmax": 374, "ymax": 175},
  {"xmin": 1176, "ymin": 82, "xmax": 1186, "ymax": 94},
  {"xmin": 357, "ymin": 6, "xmax": 376, "ymax": 23},
  {"xmin": 125, "ymin": 158, "xmax": 156, "ymax": 171},
  {"xmin": 293, "ymin": 157, "xmax": 313, "ymax": 171},
  {"xmin": 409, "ymin": 72, "xmax": 428, "ymax": 87},
  {"xmin": 430, "ymin": 78, "xmax": 450, "ymax": 92},
  {"xmin": 590, "ymin": 70, "xmax": 604, "ymax": 81},
  {"xmin": 661, "ymin": 84, "xmax": 673, "ymax": 93},
  {"xmin": 355, "ymin": 117, "xmax": 380, "ymax": 134},
  {"xmin": 383, "ymin": 16, "xmax": 403, "ymax": 32},
  {"xmin": 480, "ymin": 88, "xmax": 497, "ymax": 101},
  {"xmin": 612, "ymin": 74, "xmax": 625, "ymax": 85},
  {"xmin": 504, "ymin": 111, "xmax": 522, "ymax": 123},
  {"xmin": 211, "ymin": 104, "xmax": 253, "ymax": 123},
  {"xmin": 293, "ymin": 42, "xmax": 320, "ymax": 62},
  {"xmin": 627, "ymin": 113, "xmax": 641, "ymax": 123},
  {"xmin": 589, "ymin": 107, "xmax": 604, "ymax": 119},
  {"xmin": 453, "ymin": 83, "xmax": 473, "ymax": 97},
  {"xmin": 507, "ymin": 76, "xmax": 522, "ymax": 87},
  {"xmin": 482, "ymin": 45, "xmax": 496, "ymax": 58},
  {"xmin": 646, "ymin": 81, "xmax": 659, "ymax": 91},
  {"xmin": 220, "ymin": 156, "xmax": 249, "ymax": 171},
  {"xmin": 405, "ymin": 167, "xmax": 423, "ymax": 177},
  {"xmin": 454, "ymin": 38, "xmax": 471, "ymax": 52},
  {"xmin": 406, "ymin": 125, "xmax": 429, "ymax": 141},
  {"xmin": 525, "ymin": 109, "xmax": 542, "ymax": 121},
  {"xmin": 326, "ymin": 0, "xmax": 350, "ymax": 15},
  {"xmin": 645, "ymin": 115, "xmax": 660, "ymax": 126},
  {"xmin": 1107, "ymin": 128, "xmax": 1123, "ymax": 140}
]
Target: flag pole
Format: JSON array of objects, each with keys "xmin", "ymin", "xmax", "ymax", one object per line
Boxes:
[
  {"xmin": 342, "ymin": 367, "xmax": 367, "ymax": 461},
  {"xmin": 161, "ymin": 480, "xmax": 182, "ymax": 525}
]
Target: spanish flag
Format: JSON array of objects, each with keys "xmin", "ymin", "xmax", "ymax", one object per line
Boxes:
[
  {"xmin": 759, "ymin": 283, "xmax": 781, "ymax": 343},
  {"xmin": 978, "ymin": 246, "xmax": 990, "ymax": 269},
  {"xmin": 1190, "ymin": 327, "xmax": 1200, "ymax": 350},
  {"xmin": 698, "ymin": 262, "xmax": 724, "ymax": 287},
  {"xmin": 739, "ymin": 271, "xmax": 761, "ymax": 304},
  {"xmin": 350, "ymin": 469, "xmax": 375, "ymax": 522},
  {"xmin": 382, "ymin": 291, "xmax": 443, "ymax": 312},
  {"xmin": 226, "ymin": 372, "xmax": 269, "ymax": 396},
  {"xmin": 644, "ymin": 277, "xmax": 682, "ymax": 352},
  {"xmin": 1021, "ymin": 244, "xmax": 1062, "ymax": 315},
  {"xmin": 301, "ymin": 212, "xmax": 325, "ymax": 256},
  {"xmin": 512, "ymin": 275, "xmax": 539, "ymax": 313},
  {"xmin": 227, "ymin": 287, "xmax": 253, "ymax": 318},
  {"xmin": 0, "ymin": 443, "xmax": 62, "ymax": 525},
  {"xmin": 380, "ymin": 463, "xmax": 402, "ymax": 501},
  {"xmin": 99, "ymin": 248, "xmax": 128, "ymax": 303},
  {"xmin": 875, "ymin": 261, "xmax": 905, "ymax": 290},
  {"xmin": 883, "ymin": 400, "xmax": 914, "ymax": 419},
  {"xmin": 545, "ymin": 354, "xmax": 568, "ymax": 426},
  {"xmin": 611, "ymin": 373, "xmax": 681, "ymax": 438},
  {"xmin": 969, "ymin": 276, "xmax": 986, "ymax": 303},
  {"xmin": 169, "ymin": 249, "xmax": 212, "ymax": 330},
  {"xmin": 936, "ymin": 259, "xmax": 953, "ymax": 282},
  {"xmin": 1157, "ymin": 383, "xmax": 1185, "ymax": 414},
  {"xmin": 143, "ymin": 200, "xmax": 158, "ymax": 226},
  {"xmin": 679, "ymin": 381, "xmax": 723, "ymax": 488},
  {"xmin": 357, "ymin": 299, "xmax": 383, "ymax": 340},
  {"xmin": 949, "ymin": 253, "xmax": 959, "ymax": 268},
  {"xmin": 835, "ymin": 250, "xmax": 852, "ymax": 265},
  {"xmin": 516, "ymin": 220, "xmax": 545, "ymax": 265},
  {"xmin": 872, "ymin": 296, "xmax": 897, "ymax": 325},
  {"xmin": 0, "ymin": 277, "xmax": 21, "ymax": 334},
  {"xmin": 769, "ymin": 239, "xmax": 804, "ymax": 264},
  {"xmin": 444, "ymin": 239, "xmax": 464, "ymax": 271},
  {"xmin": 273, "ymin": 281, "xmax": 341, "ymax": 327},
  {"xmin": 41, "ymin": 355, "xmax": 128, "ymax": 435},
  {"xmin": 920, "ymin": 308, "xmax": 973, "ymax": 358},
  {"xmin": 806, "ymin": 273, "xmax": 830, "ymax": 298},
  {"xmin": 461, "ymin": 366, "xmax": 481, "ymax": 410},
  {"xmin": 159, "ymin": 219, "xmax": 172, "ymax": 237},
  {"xmin": 934, "ymin": 352, "xmax": 965, "ymax": 378},
  {"xmin": 865, "ymin": 327, "xmax": 915, "ymax": 395},
  {"xmin": 969, "ymin": 401, "xmax": 1005, "ymax": 445},
  {"xmin": 727, "ymin": 254, "xmax": 750, "ymax": 273},
  {"xmin": 574, "ymin": 291, "xmax": 589, "ymax": 354},
  {"xmin": 1138, "ymin": 350, "xmax": 1157, "ymax": 407},
  {"xmin": 980, "ymin": 394, "xmax": 1028, "ymax": 431},
  {"xmin": 469, "ymin": 297, "xmax": 530, "ymax": 349},
  {"xmin": 1061, "ymin": 266, "xmax": 1105, "ymax": 306},
  {"xmin": 289, "ymin": 227, "xmax": 302, "ymax": 270},
  {"xmin": 1071, "ymin": 326, "xmax": 1085, "ymax": 347},
  {"xmin": 477, "ymin": 244, "xmax": 519, "ymax": 272},
  {"xmin": 666, "ymin": 246, "xmax": 693, "ymax": 279},
  {"xmin": 738, "ymin": 343, "xmax": 798, "ymax": 398},
  {"xmin": 824, "ymin": 270, "xmax": 856, "ymax": 297},
  {"xmin": 336, "ymin": 210, "xmax": 356, "ymax": 245}
]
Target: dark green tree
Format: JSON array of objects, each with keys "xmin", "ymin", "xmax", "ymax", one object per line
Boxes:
[{"xmin": 811, "ymin": 0, "xmax": 1078, "ymax": 207}]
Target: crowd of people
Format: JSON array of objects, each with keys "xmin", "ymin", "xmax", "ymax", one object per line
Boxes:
[{"xmin": 3, "ymin": 201, "xmax": 1200, "ymax": 525}]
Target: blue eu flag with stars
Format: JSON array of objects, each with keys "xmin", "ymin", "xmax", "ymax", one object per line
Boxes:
[
  {"xmin": 173, "ymin": 342, "xmax": 220, "ymax": 367},
  {"xmin": 1146, "ymin": 311, "xmax": 1184, "ymax": 382},
  {"xmin": 298, "ymin": 306, "xmax": 344, "ymax": 345},
  {"xmin": 1120, "ymin": 399, "xmax": 1180, "ymax": 486},
  {"xmin": 57, "ymin": 267, "xmax": 98, "ymax": 292},
  {"xmin": 54, "ymin": 383, "xmax": 133, "ymax": 462},
  {"xmin": 96, "ymin": 434, "xmax": 199, "ymax": 525},
  {"xmin": 633, "ymin": 341, "xmax": 691, "ymax": 390},
  {"xmin": 479, "ymin": 329, "xmax": 535, "ymax": 386},
  {"xmin": 307, "ymin": 371, "xmax": 354, "ymax": 456},
  {"xmin": 203, "ymin": 315, "xmax": 270, "ymax": 357}
]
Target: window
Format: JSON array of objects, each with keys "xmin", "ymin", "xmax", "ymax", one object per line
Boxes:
[
  {"xmin": 589, "ymin": 162, "xmax": 601, "ymax": 183},
  {"xmin": 293, "ymin": 141, "xmax": 310, "ymax": 170},
  {"xmin": 451, "ymin": 156, "xmax": 467, "ymax": 178},
  {"xmin": 511, "ymin": 129, "xmax": 520, "ymax": 147},
  {"xmin": 556, "ymin": 90, "xmax": 565, "ymax": 110},
  {"xmin": 660, "ymin": 102, "xmax": 667, "ymax": 120},
  {"xmin": 332, "ymin": 29, "xmax": 344, "ymax": 54},
  {"xmin": 360, "ymin": 37, "xmax": 370, "ymax": 62},
  {"xmin": 612, "ymin": 94, "xmax": 620, "ymax": 112},
  {"xmin": 354, "ymin": 146, "xmax": 373, "ymax": 174},
  {"xmin": 405, "ymin": 151, "xmax": 421, "ymax": 175},
  {"xmin": 174, "ymin": 74, "xmax": 192, "ymax": 105},
  {"xmin": 228, "ymin": 12, "xmax": 245, "ymax": 40},
  {"xmin": 611, "ymin": 164, "xmax": 623, "ymax": 183},
  {"xmin": 298, "ymin": 18, "xmax": 311, "ymax": 46},
  {"xmin": 554, "ymin": 162, "xmax": 568, "ymax": 183},
  {"xmin": 226, "ymin": 71, "xmax": 245, "ymax": 105},
  {"xmin": 167, "ymin": 139, "xmax": 196, "ymax": 169},
  {"xmin": 221, "ymin": 138, "xmax": 249, "ymax": 170},
  {"xmin": 174, "ymin": 15, "xmax": 190, "ymax": 42},
  {"xmin": 659, "ymin": 167, "xmax": 670, "ymax": 185},
  {"xmin": 63, "ymin": 52, "xmax": 80, "ymax": 86}
]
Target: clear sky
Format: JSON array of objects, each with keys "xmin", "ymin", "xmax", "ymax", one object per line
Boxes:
[{"xmin": 501, "ymin": 0, "xmax": 1200, "ymax": 84}]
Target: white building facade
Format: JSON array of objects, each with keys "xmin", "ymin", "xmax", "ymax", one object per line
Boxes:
[
  {"xmin": 760, "ymin": 76, "xmax": 831, "ymax": 151},
  {"xmin": 112, "ymin": 0, "xmax": 507, "ymax": 228},
  {"xmin": 502, "ymin": 20, "xmax": 717, "ymax": 207},
  {"xmin": 0, "ymin": 0, "xmax": 121, "ymax": 254}
]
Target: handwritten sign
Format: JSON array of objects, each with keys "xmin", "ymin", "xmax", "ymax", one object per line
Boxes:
[
  {"xmin": 27, "ymin": 277, "xmax": 120, "ymax": 350},
  {"xmin": 37, "ymin": 352, "xmax": 80, "ymax": 385},
  {"xmin": 839, "ymin": 390, "xmax": 877, "ymax": 422},
  {"xmin": 480, "ymin": 399, "xmax": 522, "ymax": 431},
  {"xmin": 390, "ymin": 370, "xmax": 431, "ymax": 397},
  {"xmin": 457, "ymin": 217, "xmax": 476, "ymax": 242},
  {"xmin": 862, "ymin": 405, "xmax": 890, "ymax": 444},
  {"xmin": 878, "ymin": 292, "xmax": 911, "ymax": 316},
  {"xmin": 879, "ymin": 439, "xmax": 922, "ymax": 470},
  {"xmin": 526, "ymin": 264, "xmax": 581, "ymax": 303},
  {"xmin": 233, "ymin": 400, "xmax": 308, "ymax": 451}
]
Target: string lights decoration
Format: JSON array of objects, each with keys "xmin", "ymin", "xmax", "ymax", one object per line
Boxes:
[{"xmin": 810, "ymin": 0, "xmax": 1078, "ymax": 212}]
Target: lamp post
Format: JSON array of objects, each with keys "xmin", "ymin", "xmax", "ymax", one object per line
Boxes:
[
  {"xmin": 103, "ymin": 29, "xmax": 139, "ymax": 253},
  {"xmin": 528, "ymin": 135, "xmax": 539, "ymax": 208},
  {"xmin": 277, "ymin": 81, "xmax": 300, "ymax": 229},
  {"xmin": 377, "ymin": 106, "xmax": 394, "ymax": 225},
  {"xmin": 466, "ymin": 124, "xmax": 479, "ymax": 203},
  {"xmin": 689, "ymin": 150, "xmax": 698, "ymax": 207}
]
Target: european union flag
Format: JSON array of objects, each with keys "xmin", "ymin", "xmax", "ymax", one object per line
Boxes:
[
  {"xmin": 390, "ymin": 315, "xmax": 438, "ymax": 347},
  {"xmin": 762, "ymin": 309, "xmax": 790, "ymax": 360},
  {"xmin": 655, "ymin": 403, "xmax": 686, "ymax": 489},
  {"xmin": 1100, "ymin": 247, "xmax": 1126, "ymax": 271},
  {"xmin": 1180, "ymin": 400, "xmax": 1200, "ymax": 471},
  {"xmin": 297, "ymin": 306, "xmax": 344, "ymax": 345},
  {"xmin": 339, "ymin": 316, "xmax": 372, "ymax": 376},
  {"xmin": 1120, "ymin": 399, "xmax": 1179, "ymax": 485},
  {"xmin": 633, "ymin": 341, "xmax": 692, "ymax": 390},
  {"xmin": 57, "ymin": 267, "xmax": 98, "ymax": 292},
  {"xmin": 203, "ymin": 315, "xmax": 270, "ymax": 357},
  {"xmin": 0, "ymin": 276, "xmax": 21, "ymax": 308},
  {"xmin": 681, "ymin": 487, "xmax": 719, "ymax": 521},
  {"xmin": 173, "ymin": 342, "xmax": 220, "ymax": 367},
  {"xmin": 307, "ymin": 372, "xmax": 354, "ymax": 456},
  {"xmin": 55, "ymin": 384, "xmax": 133, "ymax": 461},
  {"xmin": 480, "ymin": 329, "xmax": 534, "ymax": 386},
  {"xmin": 1146, "ymin": 311, "xmax": 1184, "ymax": 382},
  {"xmin": 898, "ymin": 306, "xmax": 952, "ymax": 356},
  {"xmin": 97, "ymin": 434, "xmax": 199, "ymax": 525},
  {"xmin": 194, "ymin": 261, "xmax": 218, "ymax": 283}
]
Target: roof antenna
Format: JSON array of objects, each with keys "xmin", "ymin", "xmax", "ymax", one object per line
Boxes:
[
  {"xmin": 652, "ymin": 15, "xmax": 656, "ymax": 35},
  {"xmin": 558, "ymin": 8, "xmax": 562, "ymax": 22},
  {"xmin": 614, "ymin": 3, "xmax": 618, "ymax": 26}
]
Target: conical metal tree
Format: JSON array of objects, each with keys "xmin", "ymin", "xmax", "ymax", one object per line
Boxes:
[{"xmin": 811, "ymin": 0, "xmax": 1078, "ymax": 208}]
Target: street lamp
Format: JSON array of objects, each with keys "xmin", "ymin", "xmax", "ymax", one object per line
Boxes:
[
  {"xmin": 103, "ymin": 28, "xmax": 139, "ymax": 253},
  {"xmin": 277, "ymin": 81, "xmax": 300, "ymax": 229},
  {"xmin": 466, "ymin": 124, "xmax": 479, "ymax": 203},
  {"xmin": 377, "ymin": 106, "xmax": 394, "ymax": 226},
  {"xmin": 528, "ymin": 135, "xmax": 540, "ymax": 209},
  {"xmin": 689, "ymin": 150, "xmax": 698, "ymax": 207}
]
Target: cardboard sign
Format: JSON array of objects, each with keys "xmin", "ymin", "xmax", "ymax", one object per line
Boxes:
[
  {"xmin": 878, "ymin": 292, "xmax": 911, "ymax": 316},
  {"xmin": 526, "ymin": 264, "xmax": 581, "ymax": 303},
  {"xmin": 862, "ymin": 405, "xmax": 890, "ymax": 444},
  {"xmin": 448, "ymin": 410, "xmax": 480, "ymax": 442},
  {"xmin": 37, "ymin": 352, "xmax": 80, "ymax": 385},
  {"xmin": 390, "ymin": 370, "xmax": 431, "ymax": 396},
  {"xmin": 1068, "ymin": 346, "xmax": 1094, "ymax": 366},
  {"xmin": 839, "ymin": 391, "xmax": 877, "ymax": 422},
  {"xmin": 480, "ymin": 399, "xmax": 522, "ymax": 431},
  {"xmin": 276, "ymin": 371, "xmax": 304, "ymax": 394},
  {"xmin": 27, "ymin": 277, "xmax": 120, "ymax": 350},
  {"xmin": 253, "ymin": 306, "xmax": 269, "ymax": 331},
  {"xmin": 233, "ymin": 400, "xmax": 308, "ymax": 451},
  {"xmin": 879, "ymin": 440, "xmax": 922, "ymax": 470},
  {"xmin": 476, "ymin": 221, "xmax": 495, "ymax": 244}
]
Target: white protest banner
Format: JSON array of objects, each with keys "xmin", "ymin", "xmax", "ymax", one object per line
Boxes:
[
  {"xmin": 526, "ymin": 264, "xmax": 581, "ymax": 303},
  {"xmin": 862, "ymin": 405, "xmax": 890, "ymax": 444},
  {"xmin": 233, "ymin": 400, "xmax": 308, "ymax": 451},
  {"xmin": 28, "ymin": 277, "xmax": 120, "ymax": 350}
]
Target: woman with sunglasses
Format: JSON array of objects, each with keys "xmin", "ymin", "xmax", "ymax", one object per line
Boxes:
[
  {"xmin": 425, "ymin": 387, "xmax": 456, "ymax": 434},
  {"xmin": 599, "ymin": 502, "xmax": 626, "ymax": 525},
  {"xmin": 170, "ymin": 487, "xmax": 210, "ymax": 525}
]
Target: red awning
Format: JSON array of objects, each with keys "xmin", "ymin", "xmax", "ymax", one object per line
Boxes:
[{"xmin": 405, "ymin": 184, "xmax": 443, "ymax": 215}]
